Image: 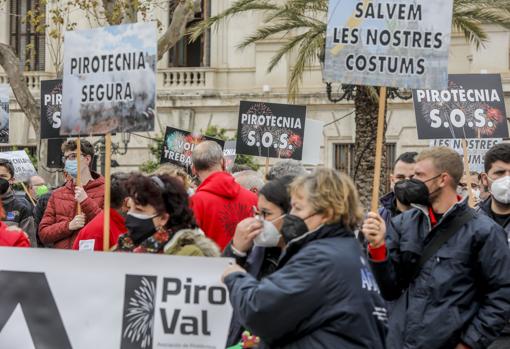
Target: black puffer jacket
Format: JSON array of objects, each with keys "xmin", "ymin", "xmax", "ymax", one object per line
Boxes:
[
  {"xmin": 224, "ymin": 223, "xmax": 388, "ymax": 349},
  {"xmin": 370, "ymin": 199, "xmax": 510, "ymax": 349},
  {"xmin": 477, "ymin": 197, "xmax": 510, "ymax": 243}
]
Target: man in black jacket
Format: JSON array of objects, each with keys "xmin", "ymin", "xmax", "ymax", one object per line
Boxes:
[
  {"xmin": 363, "ymin": 147, "xmax": 510, "ymax": 349},
  {"xmin": 479, "ymin": 143, "xmax": 510, "ymax": 349}
]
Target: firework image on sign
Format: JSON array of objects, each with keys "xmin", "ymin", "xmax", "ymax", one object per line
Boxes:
[
  {"xmin": 236, "ymin": 101, "xmax": 306, "ymax": 160},
  {"xmin": 0, "ymin": 84, "xmax": 9, "ymax": 143},
  {"xmin": 160, "ymin": 127, "xmax": 225, "ymax": 173},
  {"xmin": 413, "ymin": 74, "xmax": 509, "ymax": 139},
  {"xmin": 61, "ymin": 22, "xmax": 156, "ymax": 135},
  {"xmin": 40, "ymin": 79, "xmax": 63, "ymax": 139},
  {"xmin": 323, "ymin": 0, "xmax": 454, "ymax": 89}
]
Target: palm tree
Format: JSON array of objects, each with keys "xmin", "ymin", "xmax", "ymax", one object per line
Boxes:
[{"xmin": 190, "ymin": 0, "xmax": 510, "ymax": 207}]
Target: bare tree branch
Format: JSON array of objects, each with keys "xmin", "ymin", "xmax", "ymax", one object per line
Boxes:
[
  {"xmin": 0, "ymin": 43, "xmax": 39, "ymax": 134},
  {"xmin": 157, "ymin": 0, "xmax": 196, "ymax": 61}
]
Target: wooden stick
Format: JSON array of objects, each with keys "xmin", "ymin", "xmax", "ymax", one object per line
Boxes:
[
  {"xmin": 103, "ymin": 133, "xmax": 112, "ymax": 251},
  {"xmin": 20, "ymin": 182, "xmax": 36, "ymax": 206},
  {"xmin": 462, "ymin": 139, "xmax": 475, "ymax": 207},
  {"xmin": 265, "ymin": 157, "xmax": 270, "ymax": 178},
  {"xmin": 76, "ymin": 137, "xmax": 82, "ymax": 215},
  {"xmin": 370, "ymin": 86, "xmax": 387, "ymax": 213}
]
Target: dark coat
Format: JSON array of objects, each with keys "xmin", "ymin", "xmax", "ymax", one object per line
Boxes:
[
  {"xmin": 224, "ymin": 223, "xmax": 388, "ymax": 349},
  {"xmin": 378, "ymin": 191, "xmax": 401, "ymax": 228},
  {"xmin": 477, "ymin": 197, "xmax": 510, "ymax": 243},
  {"xmin": 370, "ymin": 199, "xmax": 510, "ymax": 349}
]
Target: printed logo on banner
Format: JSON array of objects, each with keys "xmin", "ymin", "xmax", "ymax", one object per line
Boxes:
[
  {"xmin": 236, "ymin": 101, "xmax": 306, "ymax": 160},
  {"xmin": 413, "ymin": 74, "xmax": 509, "ymax": 139},
  {"xmin": 121, "ymin": 275, "xmax": 157, "ymax": 349},
  {"xmin": 0, "ymin": 84, "xmax": 10, "ymax": 144},
  {"xmin": 323, "ymin": 0, "xmax": 454, "ymax": 89},
  {"xmin": 160, "ymin": 127, "xmax": 225, "ymax": 173},
  {"xmin": 0, "ymin": 271, "xmax": 71, "ymax": 347}
]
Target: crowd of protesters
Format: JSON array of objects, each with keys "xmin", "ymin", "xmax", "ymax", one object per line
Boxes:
[{"xmin": 0, "ymin": 137, "xmax": 509, "ymax": 349}]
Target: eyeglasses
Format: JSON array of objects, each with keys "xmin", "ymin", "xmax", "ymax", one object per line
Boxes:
[{"xmin": 62, "ymin": 153, "xmax": 79, "ymax": 162}]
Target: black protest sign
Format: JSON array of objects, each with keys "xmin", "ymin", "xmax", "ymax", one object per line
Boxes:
[
  {"xmin": 40, "ymin": 79, "xmax": 63, "ymax": 139},
  {"xmin": 47, "ymin": 138, "xmax": 65, "ymax": 168},
  {"xmin": 236, "ymin": 101, "xmax": 306, "ymax": 160},
  {"xmin": 160, "ymin": 127, "xmax": 225, "ymax": 173},
  {"xmin": 413, "ymin": 74, "xmax": 509, "ymax": 139}
]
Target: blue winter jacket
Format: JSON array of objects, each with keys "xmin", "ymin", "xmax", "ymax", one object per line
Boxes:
[
  {"xmin": 224, "ymin": 223, "xmax": 388, "ymax": 349},
  {"xmin": 370, "ymin": 198, "xmax": 510, "ymax": 349}
]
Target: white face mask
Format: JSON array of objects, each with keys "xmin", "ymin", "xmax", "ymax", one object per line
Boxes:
[
  {"xmin": 254, "ymin": 215, "xmax": 285, "ymax": 248},
  {"xmin": 491, "ymin": 176, "xmax": 510, "ymax": 204}
]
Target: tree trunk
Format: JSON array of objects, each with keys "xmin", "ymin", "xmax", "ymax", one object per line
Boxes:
[
  {"xmin": 157, "ymin": 0, "xmax": 196, "ymax": 61},
  {"xmin": 0, "ymin": 44, "xmax": 40, "ymax": 134},
  {"xmin": 353, "ymin": 86, "xmax": 388, "ymax": 210}
]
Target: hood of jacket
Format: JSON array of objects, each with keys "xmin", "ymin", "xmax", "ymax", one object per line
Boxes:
[
  {"xmin": 64, "ymin": 171, "xmax": 105, "ymax": 191},
  {"xmin": 196, "ymin": 172, "xmax": 241, "ymax": 199},
  {"xmin": 379, "ymin": 191, "xmax": 396, "ymax": 211},
  {"xmin": 164, "ymin": 228, "xmax": 221, "ymax": 257}
]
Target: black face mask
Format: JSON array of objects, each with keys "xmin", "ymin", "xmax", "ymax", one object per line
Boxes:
[
  {"xmin": 125, "ymin": 214, "xmax": 157, "ymax": 245},
  {"xmin": 0, "ymin": 178, "xmax": 10, "ymax": 195},
  {"xmin": 394, "ymin": 174, "xmax": 441, "ymax": 207},
  {"xmin": 281, "ymin": 214, "xmax": 315, "ymax": 244}
]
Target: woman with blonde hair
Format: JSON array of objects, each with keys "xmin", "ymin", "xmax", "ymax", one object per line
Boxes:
[{"xmin": 222, "ymin": 168, "xmax": 387, "ymax": 349}]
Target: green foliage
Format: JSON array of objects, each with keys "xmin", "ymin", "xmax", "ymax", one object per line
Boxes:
[
  {"xmin": 139, "ymin": 134, "xmax": 163, "ymax": 173},
  {"xmin": 203, "ymin": 125, "xmax": 259, "ymax": 171}
]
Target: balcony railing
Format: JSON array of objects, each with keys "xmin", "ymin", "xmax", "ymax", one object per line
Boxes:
[
  {"xmin": 158, "ymin": 67, "xmax": 216, "ymax": 91},
  {"xmin": 0, "ymin": 71, "xmax": 56, "ymax": 93}
]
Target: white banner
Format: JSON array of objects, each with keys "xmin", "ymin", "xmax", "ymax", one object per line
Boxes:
[
  {"xmin": 0, "ymin": 150, "xmax": 37, "ymax": 182},
  {"xmin": 430, "ymin": 138, "xmax": 503, "ymax": 173},
  {"xmin": 0, "ymin": 248, "xmax": 233, "ymax": 349},
  {"xmin": 324, "ymin": 0, "xmax": 453, "ymax": 89}
]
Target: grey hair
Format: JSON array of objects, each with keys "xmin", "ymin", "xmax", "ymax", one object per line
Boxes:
[
  {"xmin": 267, "ymin": 159, "xmax": 307, "ymax": 181},
  {"xmin": 192, "ymin": 141, "xmax": 224, "ymax": 171},
  {"xmin": 234, "ymin": 170, "xmax": 265, "ymax": 191}
]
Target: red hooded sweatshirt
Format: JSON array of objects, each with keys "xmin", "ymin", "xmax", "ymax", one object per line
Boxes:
[
  {"xmin": 0, "ymin": 221, "xmax": 30, "ymax": 247},
  {"xmin": 72, "ymin": 208, "xmax": 127, "ymax": 251},
  {"xmin": 191, "ymin": 172, "xmax": 257, "ymax": 250}
]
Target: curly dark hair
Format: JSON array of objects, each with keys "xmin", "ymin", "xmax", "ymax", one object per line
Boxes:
[{"xmin": 126, "ymin": 173, "xmax": 196, "ymax": 231}]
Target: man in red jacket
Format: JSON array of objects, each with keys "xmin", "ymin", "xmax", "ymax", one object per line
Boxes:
[
  {"xmin": 73, "ymin": 173, "xmax": 128, "ymax": 251},
  {"xmin": 191, "ymin": 141, "xmax": 257, "ymax": 250},
  {"xmin": 39, "ymin": 139, "xmax": 105, "ymax": 249}
]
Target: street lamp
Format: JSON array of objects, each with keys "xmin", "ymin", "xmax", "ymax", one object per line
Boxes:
[{"xmin": 94, "ymin": 132, "xmax": 131, "ymax": 175}]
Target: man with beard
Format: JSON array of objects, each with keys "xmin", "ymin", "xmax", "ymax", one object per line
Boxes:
[
  {"xmin": 363, "ymin": 147, "xmax": 510, "ymax": 349},
  {"xmin": 480, "ymin": 143, "xmax": 510, "ymax": 349}
]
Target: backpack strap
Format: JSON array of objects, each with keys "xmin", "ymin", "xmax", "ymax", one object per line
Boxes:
[{"xmin": 413, "ymin": 208, "xmax": 475, "ymax": 278}]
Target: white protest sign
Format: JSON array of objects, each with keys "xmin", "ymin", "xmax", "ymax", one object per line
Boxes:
[
  {"xmin": 0, "ymin": 151, "xmax": 37, "ymax": 182},
  {"xmin": 78, "ymin": 239, "xmax": 95, "ymax": 251},
  {"xmin": 430, "ymin": 138, "xmax": 503, "ymax": 173},
  {"xmin": 61, "ymin": 22, "xmax": 157, "ymax": 135},
  {"xmin": 302, "ymin": 119, "xmax": 324, "ymax": 165},
  {"xmin": 324, "ymin": 0, "xmax": 454, "ymax": 89},
  {"xmin": 0, "ymin": 248, "xmax": 233, "ymax": 349}
]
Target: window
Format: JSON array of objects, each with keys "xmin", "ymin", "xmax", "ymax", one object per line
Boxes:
[
  {"xmin": 168, "ymin": 0, "xmax": 210, "ymax": 67},
  {"xmin": 334, "ymin": 142, "xmax": 397, "ymax": 192},
  {"xmin": 9, "ymin": 0, "xmax": 46, "ymax": 71}
]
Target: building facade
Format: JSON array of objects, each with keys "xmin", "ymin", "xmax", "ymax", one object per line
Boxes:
[{"xmin": 0, "ymin": 1, "xmax": 509, "ymax": 180}]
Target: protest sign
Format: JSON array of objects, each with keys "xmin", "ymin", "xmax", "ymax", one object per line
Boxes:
[
  {"xmin": 41, "ymin": 79, "xmax": 63, "ymax": 139},
  {"xmin": 430, "ymin": 138, "xmax": 502, "ymax": 174},
  {"xmin": 302, "ymin": 119, "xmax": 324, "ymax": 165},
  {"xmin": 323, "ymin": 0, "xmax": 453, "ymax": 89},
  {"xmin": 61, "ymin": 22, "xmax": 157, "ymax": 135},
  {"xmin": 0, "ymin": 248, "xmax": 233, "ymax": 349},
  {"xmin": 413, "ymin": 74, "xmax": 509, "ymax": 139},
  {"xmin": 0, "ymin": 151, "xmax": 37, "ymax": 182},
  {"xmin": 160, "ymin": 127, "xmax": 225, "ymax": 173},
  {"xmin": 47, "ymin": 138, "xmax": 65, "ymax": 168},
  {"xmin": 223, "ymin": 140, "xmax": 237, "ymax": 172},
  {"xmin": 0, "ymin": 84, "xmax": 9, "ymax": 143},
  {"xmin": 236, "ymin": 101, "xmax": 306, "ymax": 160}
]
